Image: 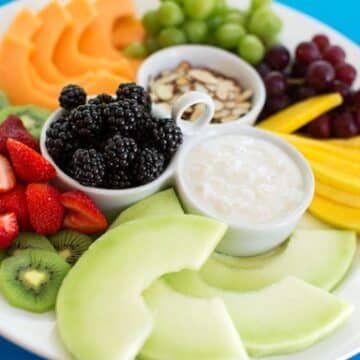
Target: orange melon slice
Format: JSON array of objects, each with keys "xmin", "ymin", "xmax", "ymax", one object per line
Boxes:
[
  {"xmin": 112, "ymin": 15, "xmax": 146, "ymax": 50},
  {"xmin": 0, "ymin": 34, "xmax": 57, "ymax": 109},
  {"xmin": 53, "ymin": 0, "xmax": 135, "ymax": 79},
  {"xmin": 80, "ymin": 0, "xmax": 135, "ymax": 60}
]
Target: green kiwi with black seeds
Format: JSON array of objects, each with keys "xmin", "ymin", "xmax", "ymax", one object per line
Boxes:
[
  {"xmin": 0, "ymin": 105, "xmax": 51, "ymax": 139},
  {"xmin": 49, "ymin": 230, "xmax": 93, "ymax": 265},
  {"xmin": 0, "ymin": 249, "xmax": 70, "ymax": 313},
  {"xmin": 8, "ymin": 233, "xmax": 56, "ymax": 256}
]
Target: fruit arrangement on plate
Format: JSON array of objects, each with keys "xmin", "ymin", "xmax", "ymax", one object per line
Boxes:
[{"xmin": 0, "ymin": 0, "xmax": 358, "ymax": 360}]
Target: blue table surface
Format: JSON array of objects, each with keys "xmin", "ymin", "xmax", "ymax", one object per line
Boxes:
[{"xmin": 0, "ymin": 0, "xmax": 359, "ymax": 359}]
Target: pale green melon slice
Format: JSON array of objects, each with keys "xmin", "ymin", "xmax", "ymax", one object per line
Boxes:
[
  {"xmin": 297, "ymin": 212, "xmax": 332, "ymax": 230},
  {"xmin": 110, "ymin": 189, "xmax": 183, "ymax": 229},
  {"xmin": 166, "ymin": 271, "xmax": 353, "ymax": 357},
  {"xmin": 57, "ymin": 215, "xmax": 227, "ymax": 360},
  {"xmin": 142, "ymin": 280, "xmax": 248, "ymax": 360},
  {"xmin": 202, "ymin": 230, "xmax": 356, "ymax": 292}
]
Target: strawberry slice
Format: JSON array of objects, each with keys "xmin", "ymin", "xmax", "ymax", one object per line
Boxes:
[
  {"xmin": 0, "ymin": 115, "xmax": 39, "ymax": 154},
  {"xmin": 7, "ymin": 138, "xmax": 56, "ymax": 182},
  {"xmin": 26, "ymin": 183, "xmax": 64, "ymax": 235},
  {"xmin": 0, "ymin": 154, "xmax": 16, "ymax": 193},
  {"xmin": 60, "ymin": 191, "xmax": 108, "ymax": 234},
  {"xmin": 0, "ymin": 212, "xmax": 19, "ymax": 249},
  {"xmin": 0, "ymin": 183, "xmax": 31, "ymax": 231}
]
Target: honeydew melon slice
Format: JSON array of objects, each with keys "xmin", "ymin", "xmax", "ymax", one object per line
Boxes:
[
  {"xmin": 57, "ymin": 215, "xmax": 227, "ymax": 360},
  {"xmin": 141, "ymin": 280, "xmax": 248, "ymax": 360},
  {"xmin": 110, "ymin": 189, "xmax": 184, "ymax": 229},
  {"xmin": 297, "ymin": 212, "xmax": 332, "ymax": 230},
  {"xmin": 166, "ymin": 271, "xmax": 354, "ymax": 357},
  {"xmin": 202, "ymin": 230, "xmax": 356, "ymax": 292}
]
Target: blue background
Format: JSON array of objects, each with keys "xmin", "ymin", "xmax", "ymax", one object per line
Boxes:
[{"xmin": 0, "ymin": 0, "xmax": 358, "ymax": 358}]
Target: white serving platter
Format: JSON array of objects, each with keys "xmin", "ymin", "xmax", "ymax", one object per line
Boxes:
[{"xmin": 0, "ymin": 1, "xmax": 358, "ymax": 359}]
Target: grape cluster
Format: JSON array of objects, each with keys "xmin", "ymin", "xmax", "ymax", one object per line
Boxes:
[
  {"xmin": 125, "ymin": 0, "xmax": 282, "ymax": 65},
  {"xmin": 257, "ymin": 34, "xmax": 359, "ymax": 139}
]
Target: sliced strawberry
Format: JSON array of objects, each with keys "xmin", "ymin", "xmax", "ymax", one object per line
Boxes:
[
  {"xmin": 0, "ymin": 212, "xmax": 19, "ymax": 249},
  {"xmin": 0, "ymin": 183, "xmax": 31, "ymax": 231},
  {"xmin": 26, "ymin": 183, "xmax": 64, "ymax": 235},
  {"xmin": 7, "ymin": 138, "xmax": 56, "ymax": 182},
  {"xmin": 60, "ymin": 191, "xmax": 108, "ymax": 234},
  {"xmin": 0, "ymin": 154, "xmax": 16, "ymax": 193},
  {"xmin": 0, "ymin": 116, "xmax": 39, "ymax": 154}
]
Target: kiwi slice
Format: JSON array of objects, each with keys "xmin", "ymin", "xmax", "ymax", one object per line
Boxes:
[
  {"xmin": 0, "ymin": 105, "xmax": 51, "ymax": 139},
  {"xmin": 49, "ymin": 230, "xmax": 93, "ymax": 265},
  {"xmin": 0, "ymin": 249, "xmax": 70, "ymax": 313},
  {"xmin": 8, "ymin": 233, "xmax": 56, "ymax": 256},
  {"xmin": 0, "ymin": 91, "xmax": 10, "ymax": 110}
]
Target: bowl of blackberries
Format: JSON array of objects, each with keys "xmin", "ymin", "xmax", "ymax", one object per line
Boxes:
[{"xmin": 40, "ymin": 83, "xmax": 184, "ymax": 212}]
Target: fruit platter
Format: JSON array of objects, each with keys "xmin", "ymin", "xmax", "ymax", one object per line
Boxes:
[{"xmin": 0, "ymin": 0, "xmax": 358, "ymax": 359}]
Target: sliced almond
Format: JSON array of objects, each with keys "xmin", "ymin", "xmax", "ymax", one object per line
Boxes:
[
  {"xmin": 214, "ymin": 100, "xmax": 224, "ymax": 112},
  {"xmin": 176, "ymin": 77, "xmax": 189, "ymax": 86},
  {"xmin": 232, "ymin": 108, "xmax": 248, "ymax": 117},
  {"xmin": 154, "ymin": 84, "xmax": 174, "ymax": 101},
  {"xmin": 237, "ymin": 102, "xmax": 251, "ymax": 110},
  {"xmin": 221, "ymin": 115, "xmax": 238, "ymax": 123},
  {"xmin": 194, "ymin": 83, "xmax": 208, "ymax": 93},
  {"xmin": 157, "ymin": 73, "xmax": 178, "ymax": 84},
  {"xmin": 214, "ymin": 109, "xmax": 231, "ymax": 120},
  {"xmin": 188, "ymin": 69, "xmax": 217, "ymax": 84},
  {"xmin": 236, "ymin": 89, "xmax": 253, "ymax": 102},
  {"xmin": 190, "ymin": 104, "xmax": 205, "ymax": 122}
]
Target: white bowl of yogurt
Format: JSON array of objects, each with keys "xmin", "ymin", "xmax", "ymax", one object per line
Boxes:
[{"xmin": 176, "ymin": 125, "xmax": 315, "ymax": 256}]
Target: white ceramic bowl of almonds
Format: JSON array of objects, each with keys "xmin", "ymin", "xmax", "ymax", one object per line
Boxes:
[{"xmin": 137, "ymin": 45, "xmax": 266, "ymax": 126}]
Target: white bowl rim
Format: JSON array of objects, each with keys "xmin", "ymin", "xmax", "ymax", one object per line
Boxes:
[
  {"xmin": 176, "ymin": 124, "xmax": 315, "ymax": 231},
  {"xmin": 137, "ymin": 44, "xmax": 266, "ymax": 127}
]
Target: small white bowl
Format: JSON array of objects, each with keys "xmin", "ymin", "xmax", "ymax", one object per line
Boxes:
[
  {"xmin": 40, "ymin": 92, "xmax": 215, "ymax": 216},
  {"xmin": 175, "ymin": 125, "xmax": 315, "ymax": 257},
  {"xmin": 137, "ymin": 45, "xmax": 266, "ymax": 127}
]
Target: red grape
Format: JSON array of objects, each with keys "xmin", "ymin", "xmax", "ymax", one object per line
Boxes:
[
  {"xmin": 354, "ymin": 108, "xmax": 360, "ymax": 128},
  {"xmin": 307, "ymin": 114, "xmax": 331, "ymax": 139},
  {"xmin": 295, "ymin": 41, "xmax": 321, "ymax": 65},
  {"xmin": 335, "ymin": 63, "xmax": 357, "ymax": 86},
  {"xmin": 323, "ymin": 45, "xmax": 346, "ymax": 66},
  {"xmin": 291, "ymin": 61, "xmax": 308, "ymax": 78},
  {"xmin": 265, "ymin": 95, "xmax": 291, "ymax": 115},
  {"xmin": 332, "ymin": 112, "xmax": 358, "ymax": 138},
  {"xmin": 306, "ymin": 60, "xmax": 335, "ymax": 90},
  {"xmin": 312, "ymin": 34, "xmax": 330, "ymax": 53},
  {"xmin": 353, "ymin": 90, "xmax": 360, "ymax": 106},
  {"xmin": 256, "ymin": 62, "xmax": 271, "ymax": 78},
  {"xmin": 265, "ymin": 45, "xmax": 290, "ymax": 71},
  {"xmin": 264, "ymin": 71, "xmax": 288, "ymax": 97},
  {"xmin": 294, "ymin": 86, "xmax": 317, "ymax": 101},
  {"xmin": 329, "ymin": 80, "xmax": 351, "ymax": 99}
]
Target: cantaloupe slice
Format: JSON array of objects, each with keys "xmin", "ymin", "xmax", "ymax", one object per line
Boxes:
[
  {"xmin": 53, "ymin": 0, "xmax": 134, "ymax": 79},
  {"xmin": 112, "ymin": 15, "xmax": 146, "ymax": 50},
  {"xmin": 142, "ymin": 280, "xmax": 248, "ymax": 360},
  {"xmin": 80, "ymin": 0, "xmax": 134, "ymax": 60},
  {"xmin": 201, "ymin": 230, "xmax": 356, "ymax": 292},
  {"xmin": 0, "ymin": 34, "xmax": 57, "ymax": 109},
  {"xmin": 166, "ymin": 271, "xmax": 353, "ymax": 357},
  {"xmin": 57, "ymin": 215, "xmax": 228, "ymax": 360}
]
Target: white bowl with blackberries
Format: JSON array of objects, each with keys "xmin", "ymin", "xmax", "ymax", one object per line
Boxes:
[{"xmin": 40, "ymin": 83, "xmax": 184, "ymax": 213}]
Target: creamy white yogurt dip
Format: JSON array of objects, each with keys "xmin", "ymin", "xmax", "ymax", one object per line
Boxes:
[{"xmin": 185, "ymin": 135, "xmax": 305, "ymax": 224}]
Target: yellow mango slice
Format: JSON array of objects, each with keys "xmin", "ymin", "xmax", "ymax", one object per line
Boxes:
[
  {"xmin": 316, "ymin": 182, "xmax": 360, "ymax": 209},
  {"xmin": 310, "ymin": 196, "xmax": 360, "ymax": 232},
  {"xmin": 258, "ymin": 93, "xmax": 343, "ymax": 133},
  {"xmin": 53, "ymin": 0, "xmax": 134, "ymax": 79},
  {"xmin": 326, "ymin": 136, "xmax": 360, "ymax": 150}
]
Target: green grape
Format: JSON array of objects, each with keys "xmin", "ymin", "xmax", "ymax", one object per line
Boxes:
[
  {"xmin": 237, "ymin": 34, "xmax": 265, "ymax": 65},
  {"xmin": 157, "ymin": 1, "xmax": 185, "ymax": 27},
  {"xmin": 142, "ymin": 10, "xmax": 162, "ymax": 35},
  {"xmin": 146, "ymin": 36, "xmax": 160, "ymax": 54},
  {"xmin": 183, "ymin": 0, "xmax": 217, "ymax": 20},
  {"xmin": 250, "ymin": 0, "xmax": 272, "ymax": 12},
  {"xmin": 212, "ymin": 0, "xmax": 229, "ymax": 16},
  {"xmin": 215, "ymin": 23, "xmax": 246, "ymax": 49},
  {"xmin": 184, "ymin": 20, "xmax": 208, "ymax": 43},
  {"xmin": 206, "ymin": 14, "xmax": 225, "ymax": 32},
  {"xmin": 262, "ymin": 32, "xmax": 280, "ymax": 49},
  {"xmin": 247, "ymin": 6, "xmax": 283, "ymax": 39},
  {"xmin": 224, "ymin": 10, "xmax": 247, "ymax": 25},
  {"xmin": 158, "ymin": 27, "xmax": 187, "ymax": 48},
  {"xmin": 123, "ymin": 42, "xmax": 148, "ymax": 59}
]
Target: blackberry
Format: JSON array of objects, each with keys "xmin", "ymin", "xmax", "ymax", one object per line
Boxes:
[
  {"xmin": 105, "ymin": 170, "xmax": 133, "ymax": 189},
  {"xmin": 152, "ymin": 118, "xmax": 183, "ymax": 160},
  {"xmin": 45, "ymin": 112, "xmax": 80, "ymax": 165},
  {"xmin": 103, "ymin": 135, "xmax": 138, "ymax": 171},
  {"xmin": 69, "ymin": 104, "xmax": 103, "ymax": 140},
  {"xmin": 103, "ymin": 101, "xmax": 150, "ymax": 137},
  {"xmin": 116, "ymin": 83, "xmax": 152, "ymax": 112},
  {"xmin": 59, "ymin": 84, "xmax": 87, "ymax": 111},
  {"xmin": 88, "ymin": 93, "xmax": 115, "ymax": 106},
  {"xmin": 70, "ymin": 149, "xmax": 106, "ymax": 187},
  {"xmin": 132, "ymin": 148, "xmax": 165, "ymax": 185}
]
